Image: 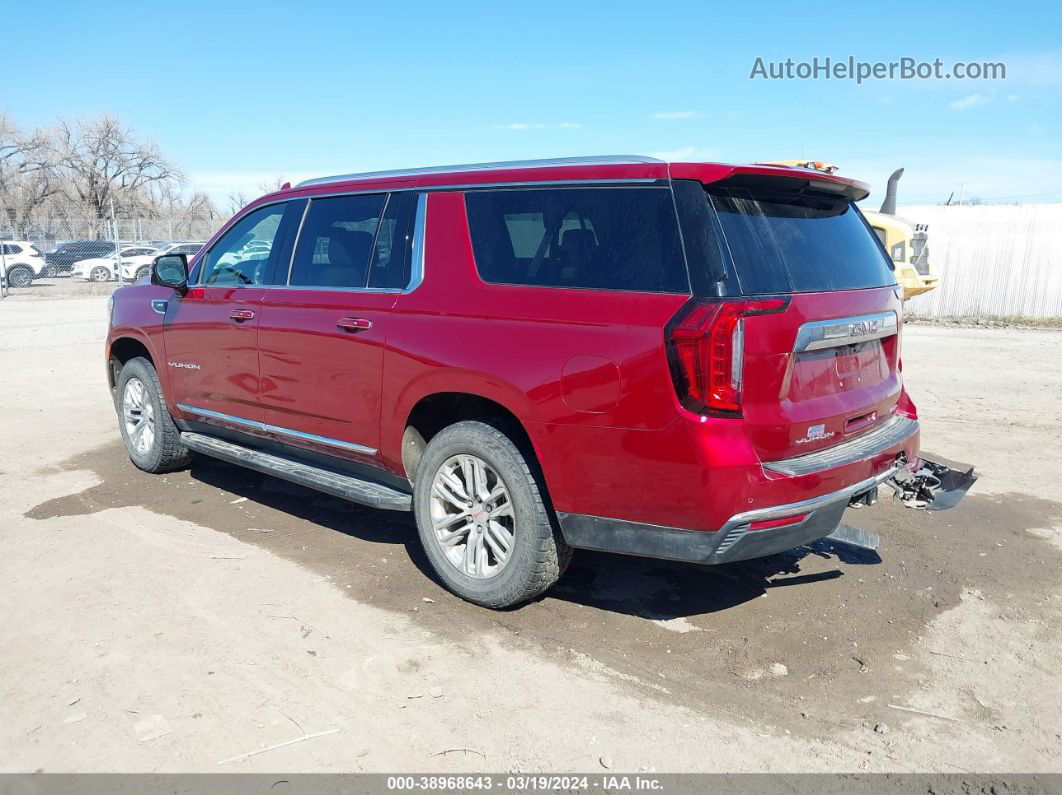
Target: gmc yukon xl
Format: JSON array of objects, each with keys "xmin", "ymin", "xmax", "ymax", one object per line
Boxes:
[{"xmin": 106, "ymin": 156, "xmax": 973, "ymax": 607}]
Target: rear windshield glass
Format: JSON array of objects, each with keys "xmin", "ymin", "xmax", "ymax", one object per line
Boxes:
[
  {"xmin": 708, "ymin": 187, "xmax": 895, "ymax": 295},
  {"xmin": 465, "ymin": 186, "xmax": 689, "ymax": 293}
]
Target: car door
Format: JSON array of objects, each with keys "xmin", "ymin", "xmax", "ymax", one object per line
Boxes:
[
  {"xmin": 162, "ymin": 200, "xmax": 301, "ymax": 431},
  {"xmin": 256, "ymin": 190, "xmax": 416, "ymax": 461}
]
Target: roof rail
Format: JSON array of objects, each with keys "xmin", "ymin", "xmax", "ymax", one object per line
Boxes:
[{"xmin": 293, "ymin": 155, "xmax": 665, "ymax": 189}]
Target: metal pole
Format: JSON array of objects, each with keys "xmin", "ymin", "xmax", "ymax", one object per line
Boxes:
[
  {"xmin": 1, "ymin": 204, "xmax": 8, "ymax": 298},
  {"xmin": 111, "ymin": 197, "xmax": 124, "ymax": 285}
]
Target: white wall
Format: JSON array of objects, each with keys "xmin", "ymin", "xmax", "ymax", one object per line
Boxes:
[{"xmin": 900, "ymin": 203, "xmax": 1062, "ymax": 318}]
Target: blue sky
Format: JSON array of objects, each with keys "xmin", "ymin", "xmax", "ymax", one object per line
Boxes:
[{"xmin": 6, "ymin": 0, "xmax": 1061, "ymax": 207}]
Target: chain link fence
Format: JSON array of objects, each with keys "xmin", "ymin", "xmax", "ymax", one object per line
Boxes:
[
  {"xmin": 2, "ymin": 214, "xmax": 218, "ymax": 249},
  {"xmin": 1, "ymin": 210, "xmax": 221, "ymax": 295}
]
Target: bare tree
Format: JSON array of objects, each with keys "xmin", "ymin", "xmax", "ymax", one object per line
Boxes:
[
  {"xmin": 55, "ymin": 114, "xmax": 183, "ymax": 221},
  {"xmin": 226, "ymin": 190, "xmax": 250, "ymax": 217},
  {"xmin": 0, "ymin": 111, "xmax": 61, "ymax": 232},
  {"xmin": 258, "ymin": 175, "xmax": 288, "ymax": 194},
  {"xmin": 2, "ymin": 110, "xmax": 221, "ymax": 243}
]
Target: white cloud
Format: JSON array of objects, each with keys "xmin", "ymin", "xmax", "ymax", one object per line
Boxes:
[
  {"xmin": 493, "ymin": 121, "xmax": 582, "ymax": 131},
  {"xmin": 187, "ymin": 170, "xmax": 315, "ymax": 206},
  {"xmin": 948, "ymin": 93, "xmax": 990, "ymax": 111},
  {"xmin": 645, "ymin": 146, "xmax": 721, "ymax": 162},
  {"xmin": 650, "ymin": 111, "xmax": 699, "ymax": 120},
  {"xmin": 1002, "ymin": 50, "xmax": 1062, "ymax": 85}
]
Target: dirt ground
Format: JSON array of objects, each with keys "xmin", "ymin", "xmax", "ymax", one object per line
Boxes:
[{"xmin": 1, "ymin": 285, "xmax": 1060, "ymax": 773}]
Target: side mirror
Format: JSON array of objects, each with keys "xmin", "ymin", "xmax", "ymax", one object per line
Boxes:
[{"xmin": 151, "ymin": 254, "xmax": 188, "ymax": 295}]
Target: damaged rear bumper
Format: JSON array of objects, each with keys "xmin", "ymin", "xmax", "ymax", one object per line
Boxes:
[
  {"xmin": 886, "ymin": 453, "xmax": 978, "ymax": 510},
  {"xmin": 558, "ymin": 464, "xmax": 901, "ymax": 564},
  {"xmin": 558, "ymin": 452, "xmax": 976, "ymax": 566}
]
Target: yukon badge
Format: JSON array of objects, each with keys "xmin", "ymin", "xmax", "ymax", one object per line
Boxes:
[
  {"xmin": 796, "ymin": 423, "xmax": 835, "ymax": 445},
  {"xmin": 168, "ymin": 361, "xmax": 201, "ymax": 370}
]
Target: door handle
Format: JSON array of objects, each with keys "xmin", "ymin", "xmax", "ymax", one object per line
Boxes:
[
  {"xmin": 229, "ymin": 309, "xmax": 255, "ymax": 322},
  {"xmin": 337, "ymin": 317, "xmax": 372, "ymax": 332}
]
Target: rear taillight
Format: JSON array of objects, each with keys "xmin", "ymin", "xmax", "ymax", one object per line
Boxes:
[{"xmin": 667, "ymin": 297, "xmax": 789, "ymax": 415}]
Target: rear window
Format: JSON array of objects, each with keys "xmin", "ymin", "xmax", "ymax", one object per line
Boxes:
[
  {"xmin": 707, "ymin": 186, "xmax": 895, "ymax": 295},
  {"xmin": 465, "ymin": 186, "xmax": 689, "ymax": 293}
]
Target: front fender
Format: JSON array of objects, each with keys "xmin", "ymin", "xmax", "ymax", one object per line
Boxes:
[{"xmin": 107, "ymin": 285, "xmax": 173, "ymax": 403}]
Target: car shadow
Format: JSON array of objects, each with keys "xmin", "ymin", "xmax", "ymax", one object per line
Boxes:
[
  {"xmin": 187, "ymin": 455, "xmax": 421, "ymax": 545},
  {"xmin": 547, "ymin": 538, "xmax": 880, "ymax": 619},
  {"xmin": 187, "ymin": 456, "xmax": 882, "ymax": 620}
]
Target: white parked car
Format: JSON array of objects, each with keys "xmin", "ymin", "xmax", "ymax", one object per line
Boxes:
[
  {"xmin": 0, "ymin": 241, "xmax": 47, "ymax": 287},
  {"xmin": 72, "ymin": 246, "xmax": 159, "ymax": 282},
  {"xmin": 121, "ymin": 242, "xmax": 204, "ymax": 281}
]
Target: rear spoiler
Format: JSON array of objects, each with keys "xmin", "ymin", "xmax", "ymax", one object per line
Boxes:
[{"xmin": 669, "ymin": 163, "xmax": 870, "ymax": 202}]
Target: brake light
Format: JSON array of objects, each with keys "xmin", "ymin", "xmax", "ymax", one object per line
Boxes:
[{"xmin": 667, "ymin": 298, "xmax": 789, "ymax": 415}]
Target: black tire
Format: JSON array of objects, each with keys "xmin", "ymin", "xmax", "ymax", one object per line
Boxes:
[
  {"xmin": 135, "ymin": 266, "xmax": 150, "ymax": 281},
  {"xmin": 115, "ymin": 357, "xmax": 192, "ymax": 473},
  {"xmin": 40, "ymin": 264, "xmax": 56, "ymax": 278},
  {"xmin": 89, "ymin": 266, "xmax": 112, "ymax": 282},
  {"xmin": 413, "ymin": 419, "xmax": 571, "ymax": 608},
  {"xmin": 6, "ymin": 265, "xmax": 33, "ymax": 287}
]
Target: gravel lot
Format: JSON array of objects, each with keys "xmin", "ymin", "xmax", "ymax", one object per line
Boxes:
[{"xmin": 1, "ymin": 285, "xmax": 1060, "ymax": 773}]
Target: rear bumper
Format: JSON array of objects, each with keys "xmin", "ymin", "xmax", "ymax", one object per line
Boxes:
[{"xmin": 558, "ymin": 463, "xmax": 899, "ymax": 564}]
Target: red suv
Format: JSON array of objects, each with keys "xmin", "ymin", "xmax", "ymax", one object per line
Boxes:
[{"xmin": 106, "ymin": 156, "xmax": 969, "ymax": 608}]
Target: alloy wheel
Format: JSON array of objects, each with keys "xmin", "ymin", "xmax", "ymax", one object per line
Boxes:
[
  {"xmin": 122, "ymin": 377, "xmax": 156, "ymax": 455},
  {"xmin": 429, "ymin": 454, "xmax": 515, "ymax": 579}
]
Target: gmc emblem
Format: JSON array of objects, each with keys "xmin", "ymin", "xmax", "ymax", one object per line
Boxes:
[{"xmin": 850, "ymin": 319, "xmax": 879, "ymax": 336}]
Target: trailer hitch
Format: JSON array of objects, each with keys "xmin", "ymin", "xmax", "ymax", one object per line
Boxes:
[
  {"xmin": 826, "ymin": 454, "xmax": 976, "ymax": 555},
  {"xmin": 886, "ymin": 453, "xmax": 977, "ymax": 510}
]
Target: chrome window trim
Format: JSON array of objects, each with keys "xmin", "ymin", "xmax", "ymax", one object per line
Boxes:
[
  {"xmin": 406, "ymin": 192, "xmax": 427, "ymax": 294},
  {"xmin": 176, "ymin": 404, "xmax": 378, "ymax": 456},
  {"xmin": 285, "ymin": 198, "xmax": 313, "ymax": 286},
  {"xmin": 794, "ymin": 311, "xmax": 898, "ymax": 353},
  {"xmin": 294, "ymin": 155, "xmax": 664, "ymax": 188}
]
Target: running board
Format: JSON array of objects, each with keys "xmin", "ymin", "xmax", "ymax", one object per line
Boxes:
[{"xmin": 180, "ymin": 432, "xmax": 411, "ymax": 511}]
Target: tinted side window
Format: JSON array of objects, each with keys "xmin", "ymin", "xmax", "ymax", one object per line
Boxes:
[
  {"xmin": 464, "ymin": 187, "xmax": 689, "ymax": 293},
  {"xmin": 200, "ymin": 204, "xmax": 287, "ymax": 286},
  {"xmin": 368, "ymin": 192, "xmax": 414, "ymax": 289},
  {"xmin": 289, "ymin": 194, "xmax": 385, "ymax": 288}
]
